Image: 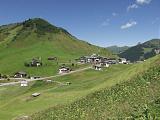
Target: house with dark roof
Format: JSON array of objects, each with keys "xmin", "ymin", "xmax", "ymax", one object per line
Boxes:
[
  {"xmin": 76, "ymin": 56, "xmax": 88, "ymax": 64},
  {"xmin": 14, "ymin": 71, "xmax": 27, "ymax": 78},
  {"xmin": 92, "ymin": 62, "xmax": 103, "ymax": 70},
  {"xmin": 25, "ymin": 58, "xmax": 42, "ymax": 67},
  {"xmin": 94, "ymin": 64, "xmax": 102, "ymax": 71},
  {"xmin": 100, "ymin": 62, "xmax": 110, "ymax": 67},
  {"xmin": 76, "ymin": 54, "xmax": 105, "ymax": 64},
  {"xmin": 48, "ymin": 57, "xmax": 57, "ymax": 61},
  {"xmin": 107, "ymin": 58, "xmax": 117, "ymax": 64}
]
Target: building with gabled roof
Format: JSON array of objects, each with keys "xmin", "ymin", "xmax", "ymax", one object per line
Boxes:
[
  {"xmin": 20, "ymin": 80, "xmax": 28, "ymax": 87},
  {"xmin": 59, "ymin": 66, "xmax": 71, "ymax": 74},
  {"xmin": 14, "ymin": 71, "xmax": 27, "ymax": 78}
]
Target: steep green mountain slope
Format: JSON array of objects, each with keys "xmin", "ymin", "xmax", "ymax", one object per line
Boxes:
[
  {"xmin": 119, "ymin": 39, "xmax": 160, "ymax": 62},
  {"xmin": 107, "ymin": 45, "xmax": 129, "ymax": 54},
  {"xmin": 29, "ymin": 55, "xmax": 160, "ymax": 120},
  {"xmin": 0, "ymin": 18, "xmax": 113, "ymax": 76}
]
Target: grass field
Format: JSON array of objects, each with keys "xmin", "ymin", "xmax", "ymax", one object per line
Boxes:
[
  {"xmin": 0, "ymin": 18, "xmax": 114, "ymax": 77},
  {"xmin": 0, "ymin": 18, "xmax": 159, "ymax": 120},
  {"xmin": 29, "ymin": 55, "xmax": 160, "ymax": 120},
  {"xmin": 0, "ymin": 55, "xmax": 159, "ymax": 120}
]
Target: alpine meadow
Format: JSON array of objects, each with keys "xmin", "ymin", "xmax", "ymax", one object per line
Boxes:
[{"xmin": 0, "ymin": 0, "xmax": 160, "ymax": 120}]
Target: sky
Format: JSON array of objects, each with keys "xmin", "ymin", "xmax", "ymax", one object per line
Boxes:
[{"xmin": 0, "ymin": 0, "xmax": 160, "ymax": 47}]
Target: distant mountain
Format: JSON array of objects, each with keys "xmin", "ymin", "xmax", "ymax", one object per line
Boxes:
[
  {"xmin": 107, "ymin": 45, "xmax": 129, "ymax": 54},
  {"xmin": 119, "ymin": 39, "xmax": 160, "ymax": 62},
  {"xmin": 0, "ymin": 18, "xmax": 114, "ymax": 75}
]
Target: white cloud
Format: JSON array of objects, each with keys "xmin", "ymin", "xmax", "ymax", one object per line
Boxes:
[
  {"xmin": 136, "ymin": 0, "xmax": 152, "ymax": 5},
  {"xmin": 101, "ymin": 19, "xmax": 110, "ymax": 26},
  {"xmin": 112, "ymin": 12, "xmax": 118, "ymax": 17},
  {"xmin": 127, "ymin": 4, "xmax": 139, "ymax": 11},
  {"xmin": 127, "ymin": 0, "xmax": 152, "ymax": 12},
  {"xmin": 121, "ymin": 21, "xmax": 137, "ymax": 29}
]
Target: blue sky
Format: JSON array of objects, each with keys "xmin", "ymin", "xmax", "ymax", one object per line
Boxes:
[{"xmin": 0, "ymin": 0, "xmax": 160, "ymax": 47}]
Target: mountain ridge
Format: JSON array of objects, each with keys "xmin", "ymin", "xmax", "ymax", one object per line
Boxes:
[
  {"xmin": 107, "ymin": 45, "xmax": 130, "ymax": 54},
  {"xmin": 0, "ymin": 18, "xmax": 114, "ymax": 76},
  {"xmin": 119, "ymin": 39, "xmax": 160, "ymax": 62}
]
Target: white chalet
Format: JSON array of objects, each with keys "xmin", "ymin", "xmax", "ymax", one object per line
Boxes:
[
  {"xmin": 20, "ymin": 80, "xmax": 28, "ymax": 87},
  {"xmin": 155, "ymin": 49, "xmax": 160, "ymax": 55},
  {"xmin": 100, "ymin": 62, "xmax": 109, "ymax": 67},
  {"xmin": 94, "ymin": 65, "xmax": 102, "ymax": 71},
  {"xmin": 59, "ymin": 67, "xmax": 70, "ymax": 74},
  {"xmin": 119, "ymin": 58, "xmax": 127, "ymax": 64}
]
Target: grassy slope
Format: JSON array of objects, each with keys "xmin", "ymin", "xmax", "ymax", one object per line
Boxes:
[
  {"xmin": 0, "ymin": 18, "xmax": 113, "ymax": 76},
  {"xmin": 29, "ymin": 55, "xmax": 160, "ymax": 120},
  {"xmin": 0, "ymin": 55, "xmax": 159, "ymax": 120}
]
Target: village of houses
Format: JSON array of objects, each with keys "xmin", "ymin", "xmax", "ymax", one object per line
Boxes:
[{"xmin": 0, "ymin": 54, "xmax": 129, "ymax": 97}]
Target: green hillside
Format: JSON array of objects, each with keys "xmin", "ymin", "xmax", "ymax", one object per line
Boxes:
[
  {"xmin": 0, "ymin": 18, "xmax": 113, "ymax": 76},
  {"xmin": 1, "ymin": 18, "xmax": 160, "ymax": 120},
  {"xmin": 107, "ymin": 45, "xmax": 129, "ymax": 54},
  {"xmin": 0, "ymin": 55, "xmax": 159, "ymax": 120},
  {"xmin": 119, "ymin": 39, "xmax": 160, "ymax": 62},
  {"xmin": 29, "ymin": 55, "xmax": 160, "ymax": 120}
]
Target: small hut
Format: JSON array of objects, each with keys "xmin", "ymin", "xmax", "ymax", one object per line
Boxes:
[
  {"xmin": 32, "ymin": 93, "xmax": 41, "ymax": 97},
  {"xmin": 48, "ymin": 57, "xmax": 57, "ymax": 61}
]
